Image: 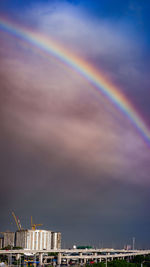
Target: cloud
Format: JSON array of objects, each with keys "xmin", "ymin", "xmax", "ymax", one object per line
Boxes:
[
  {"xmin": 0, "ymin": 36, "xmax": 150, "ymax": 186},
  {"xmin": 0, "ymin": 1, "xmax": 150, "ymax": 247},
  {"xmin": 23, "ymin": 1, "xmax": 150, "ymax": 117}
]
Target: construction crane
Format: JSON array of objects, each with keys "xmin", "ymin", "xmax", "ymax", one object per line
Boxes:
[
  {"xmin": 12, "ymin": 212, "xmax": 22, "ymax": 231},
  {"xmin": 31, "ymin": 216, "xmax": 42, "ymax": 230}
]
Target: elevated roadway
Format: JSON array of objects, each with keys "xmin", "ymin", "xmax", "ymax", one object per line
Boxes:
[{"xmin": 0, "ymin": 248, "xmax": 150, "ymax": 265}]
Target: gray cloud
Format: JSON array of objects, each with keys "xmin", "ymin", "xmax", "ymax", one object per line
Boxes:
[{"xmin": 0, "ymin": 1, "xmax": 150, "ymax": 247}]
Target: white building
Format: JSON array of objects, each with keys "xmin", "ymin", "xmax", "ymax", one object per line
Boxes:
[{"xmin": 16, "ymin": 229, "xmax": 61, "ymax": 250}]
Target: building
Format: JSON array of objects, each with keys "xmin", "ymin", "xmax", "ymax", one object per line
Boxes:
[
  {"xmin": 57, "ymin": 232, "xmax": 61, "ymax": 249},
  {"xmin": 3, "ymin": 232, "xmax": 15, "ymax": 248},
  {"xmin": 0, "ymin": 237, "xmax": 4, "ymax": 249},
  {"xmin": 124, "ymin": 245, "xmax": 132, "ymax": 250},
  {"xmin": 16, "ymin": 229, "xmax": 61, "ymax": 250},
  {"xmin": 51, "ymin": 232, "xmax": 61, "ymax": 249}
]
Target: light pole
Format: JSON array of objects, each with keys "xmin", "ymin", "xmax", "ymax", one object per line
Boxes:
[{"xmin": 132, "ymin": 237, "xmax": 135, "ymax": 250}]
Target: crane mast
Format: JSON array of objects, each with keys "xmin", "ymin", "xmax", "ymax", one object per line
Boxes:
[
  {"xmin": 12, "ymin": 212, "xmax": 22, "ymax": 231},
  {"xmin": 31, "ymin": 216, "xmax": 42, "ymax": 230}
]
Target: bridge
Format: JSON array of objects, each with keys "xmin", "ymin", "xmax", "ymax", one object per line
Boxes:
[{"xmin": 0, "ymin": 248, "xmax": 150, "ymax": 265}]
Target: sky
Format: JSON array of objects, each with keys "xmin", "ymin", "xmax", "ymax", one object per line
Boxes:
[{"xmin": 0, "ymin": 0, "xmax": 150, "ymax": 249}]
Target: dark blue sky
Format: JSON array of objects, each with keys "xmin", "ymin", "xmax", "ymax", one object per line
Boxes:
[
  {"xmin": 1, "ymin": 0, "xmax": 150, "ymax": 45},
  {"xmin": 0, "ymin": 0, "xmax": 150, "ymax": 25}
]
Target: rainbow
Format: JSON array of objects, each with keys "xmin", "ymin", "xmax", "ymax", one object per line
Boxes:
[{"xmin": 0, "ymin": 17, "xmax": 150, "ymax": 146}]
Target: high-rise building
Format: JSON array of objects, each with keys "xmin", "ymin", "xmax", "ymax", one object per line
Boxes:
[
  {"xmin": 16, "ymin": 229, "xmax": 61, "ymax": 250},
  {"xmin": 57, "ymin": 232, "xmax": 61, "ymax": 249},
  {"xmin": 3, "ymin": 232, "xmax": 15, "ymax": 247},
  {"xmin": 0, "ymin": 237, "xmax": 4, "ymax": 249},
  {"xmin": 51, "ymin": 232, "xmax": 61, "ymax": 249}
]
